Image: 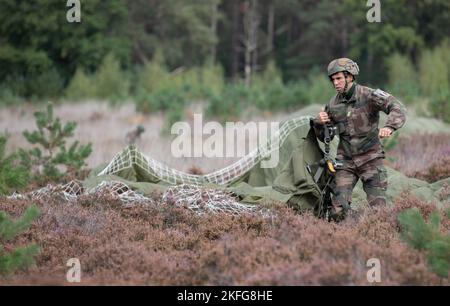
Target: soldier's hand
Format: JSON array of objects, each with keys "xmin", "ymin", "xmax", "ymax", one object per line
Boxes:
[
  {"xmin": 317, "ymin": 107, "xmax": 330, "ymax": 124},
  {"xmin": 379, "ymin": 127, "xmax": 393, "ymax": 138}
]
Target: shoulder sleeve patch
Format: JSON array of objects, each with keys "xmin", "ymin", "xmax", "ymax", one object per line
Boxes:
[{"xmin": 373, "ymin": 89, "xmax": 391, "ymax": 99}]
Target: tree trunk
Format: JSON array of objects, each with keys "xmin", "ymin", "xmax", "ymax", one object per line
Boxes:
[
  {"xmin": 231, "ymin": 0, "xmax": 240, "ymax": 81},
  {"xmin": 210, "ymin": 0, "xmax": 219, "ymax": 65},
  {"xmin": 243, "ymin": 0, "xmax": 260, "ymax": 87}
]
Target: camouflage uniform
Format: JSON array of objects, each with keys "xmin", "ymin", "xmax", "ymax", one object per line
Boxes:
[{"xmin": 313, "ymin": 60, "xmax": 407, "ymax": 221}]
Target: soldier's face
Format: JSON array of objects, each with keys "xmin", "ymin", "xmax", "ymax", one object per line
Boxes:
[{"xmin": 331, "ymin": 72, "xmax": 350, "ymax": 93}]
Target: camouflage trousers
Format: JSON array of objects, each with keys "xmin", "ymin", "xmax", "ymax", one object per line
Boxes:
[{"xmin": 330, "ymin": 157, "xmax": 387, "ymax": 221}]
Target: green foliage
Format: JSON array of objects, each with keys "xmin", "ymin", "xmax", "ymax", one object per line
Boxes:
[
  {"xmin": 250, "ymin": 61, "xmax": 310, "ymax": 111},
  {"xmin": 20, "ymin": 103, "xmax": 92, "ymax": 183},
  {"xmin": 0, "ymin": 0, "xmax": 449, "ymax": 125},
  {"xmin": 137, "ymin": 52, "xmax": 172, "ymax": 95},
  {"xmin": 419, "ymin": 41, "xmax": 450, "ymax": 123},
  {"xmin": 128, "ymin": 0, "xmax": 218, "ymax": 68},
  {"xmin": 419, "ymin": 44, "xmax": 449, "ymax": 97},
  {"xmin": 398, "ymin": 209, "xmax": 440, "ymax": 250},
  {"xmin": 306, "ymin": 73, "xmax": 336, "ymax": 104},
  {"xmin": 198, "ymin": 65, "xmax": 225, "ymax": 97},
  {"xmin": 0, "ymin": 0, "xmax": 131, "ymax": 97},
  {"xmin": 429, "ymin": 89, "xmax": 450, "ymax": 123},
  {"xmin": 0, "ymin": 204, "xmax": 40, "ymax": 275},
  {"xmin": 137, "ymin": 52, "xmax": 224, "ymax": 102},
  {"xmin": 94, "ymin": 54, "xmax": 130, "ymax": 104},
  {"xmin": 398, "ymin": 208, "xmax": 450, "ymax": 278},
  {"xmin": 66, "ymin": 54, "xmax": 132, "ymax": 103},
  {"xmin": 0, "ymin": 135, "xmax": 29, "ymax": 195},
  {"xmin": 0, "ymin": 69, "xmax": 64, "ymax": 101},
  {"xmin": 386, "ymin": 53, "xmax": 420, "ymax": 103},
  {"xmin": 135, "ymin": 89, "xmax": 188, "ymax": 135},
  {"xmin": 65, "ymin": 68, "xmax": 96, "ymax": 102},
  {"xmin": 136, "ymin": 89, "xmax": 186, "ymax": 114},
  {"xmin": 164, "ymin": 102, "xmax": 186, "ymax": 135},
  {"xmin": 420, "ymin": 41, "xmax": 450, "ymax": 122},
  {"xmin": 206, "ymin": 83, "xmax": 248, "ymax": 121},
  {"xmin": 205, "ymin": 63, "xmax": 322, "ymax": 118},
  {"xmin": 0, "ymin": 86, "xmax": 23, "ymax": 106},
  {"xmin": 253, "ymin": 60, "xmax": 284, "ymax": 89},
  {"xmin": 27, "ymin": 68, "xmax": 65, "ymax": 99}
]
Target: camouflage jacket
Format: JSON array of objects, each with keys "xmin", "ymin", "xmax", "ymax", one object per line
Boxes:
[{"xmin": 313, "ymin": 84, "xmax": 407, "ymax": 167}]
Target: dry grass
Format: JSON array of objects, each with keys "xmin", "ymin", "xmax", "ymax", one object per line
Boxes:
[
  {"xmin": 1, "ymin": 192, "xmax": 448, "ymax": 285},
  {"xmin": 0, "ymin": 101, "xmax": 287, "ymax": 174}
]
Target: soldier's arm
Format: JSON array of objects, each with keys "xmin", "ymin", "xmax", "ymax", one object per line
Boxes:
[
  {"xmin": 311, "ymin": 119, "xmax": 325, "ymax": 142},
  {"xmin": 370, "ymin": 89, "xmax": 407, "ymax": 131},
  {"xmin": 311, "ymin": 105, "xmax": 329, "ymax": 142}
]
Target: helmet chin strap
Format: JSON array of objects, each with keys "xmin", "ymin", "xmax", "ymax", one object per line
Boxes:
[{"xmin": 342, "ymin": 77, "xmax": 349, "ymax": 94}]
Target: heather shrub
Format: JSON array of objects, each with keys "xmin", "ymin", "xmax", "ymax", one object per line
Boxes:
[
  {"xmin": 414, "ymin": 155, "xmax": 450, "ymax": 183},
  {"xmin": 387, "ymin": 134, "xmax": 450, "ymax": 180},
  {"xmin": 1, "ymin": 191, "xmax": 448, "ymax": 285}
]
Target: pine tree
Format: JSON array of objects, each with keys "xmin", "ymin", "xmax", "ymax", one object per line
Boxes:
[
  {"xmin": 398, "ymin": 208, "xmax": 450, "ymax": 278},
  {"xmin": 0, "ymin": 134, "xmax": 29, "ymax": 195},
  {"xmin": 0, "ymin": 205, "xmax": 40, "ymax": 275},
  {"xmin": 20, "ymin": 103, "xmax": 92, "ymax": 183}
]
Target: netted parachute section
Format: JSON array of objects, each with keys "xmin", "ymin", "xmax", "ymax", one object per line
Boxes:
[
  {"xmin": 98, "ymin": 116, "xmax": 312, "ymax": 185},
  {"xmin": 8, "ymin": 180, "xmax": 269, "ymax": 216},
  {"xmin": 162, "ymin": 184, "xmax": 265, "ymax": 216},
  {"xmin": 8, "ymin": 116, "xmax": 319, "ymax": 216},
  {"xmin": 8, "ymin": 180, "xmax": 154, "ymax": 206}
]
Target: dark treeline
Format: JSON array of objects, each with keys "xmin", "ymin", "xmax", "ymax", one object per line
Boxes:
[{"xmin": 0, "ymin": 0, "xmax": 449, "ymax": 98}]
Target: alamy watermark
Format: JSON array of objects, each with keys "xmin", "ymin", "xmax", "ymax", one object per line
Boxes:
[
  {"xmin": 66, "ymin": 1, "xmax": 381, "ymax": 24},
  {"xmin": 366, "ymin": 258, "xmax": 381, "ymax": 283},
  {"xmin": 366, "ymin": 0, "xmax": 381, "ymax": 23},
  {"xmin": 171, "ymin": 114, "xmax": 280, "ymax": 169},
  {"xmin": 66, "ymin": 0, "xmax": 81, "ymax": 23},
  {"xmin": 66, "ymin": 258, "xmax": 81, "ymax": 283}
]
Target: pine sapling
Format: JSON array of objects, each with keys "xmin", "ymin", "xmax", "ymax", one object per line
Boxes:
[
  {"xmin": 0, "ymin": 204, "xmax": 40, "ymax": 275},
  {"xmin": 398, "ymin": 208, "xmax": 450, "ymax": 278},
  {"xmin": 0, "ymin": 134, "xmax": 29, "ymax": 195},
  {"xmin": 20, "ymin": 103, "xmax": 92, "ymax": 183}
]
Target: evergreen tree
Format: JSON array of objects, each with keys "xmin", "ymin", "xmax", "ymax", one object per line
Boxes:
[
  {"xmin": 0, "ymin": 0, "xmax": 130, "ymax": 97},
  {"xmin": 20, "ymin": 103, "xmax": 92, "ymax": 183},
  {"xmin": 0, "ymin": 134, "xmax": 29, "ymax": 195},
  {"xmin": 0, "ymin": 205, "xmax": 40, "ymax": 275},
  {"xmin": 398, "ymin": 208, "xmax": 450, "ymax": 278}
]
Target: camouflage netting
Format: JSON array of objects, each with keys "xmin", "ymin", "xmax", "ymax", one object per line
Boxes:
[{"xmin": 9, "ymin": 116, "xmax": 449, "ymax": 215}]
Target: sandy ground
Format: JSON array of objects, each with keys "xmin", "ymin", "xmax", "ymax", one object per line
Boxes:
[{"xmin": 0, "ymin": 101, "xmax": 289, "ymax": 173}]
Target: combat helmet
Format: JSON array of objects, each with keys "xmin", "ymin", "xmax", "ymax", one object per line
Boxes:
[{"xmin": 327, "ymin": 58, "xmax": 359, "ymax": 77}]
